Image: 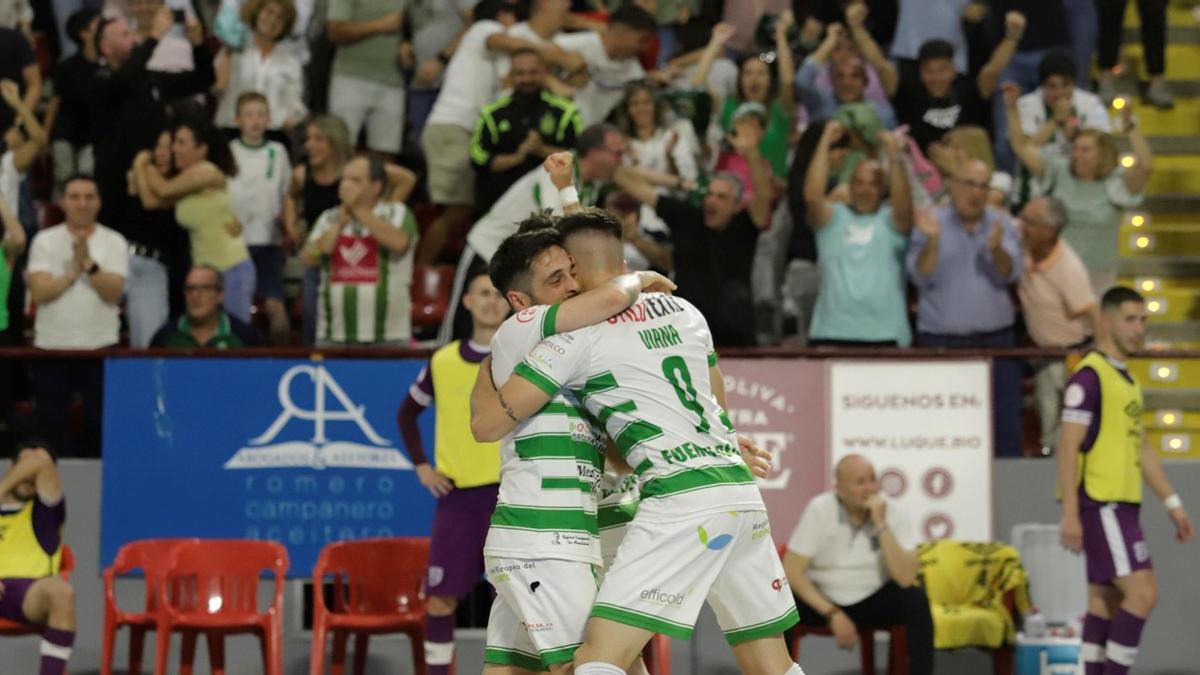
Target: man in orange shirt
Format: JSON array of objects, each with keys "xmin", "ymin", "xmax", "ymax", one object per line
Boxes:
[{"xmin": 1016, "ymin": 195, "xmax": 1099, "ymax": 453}]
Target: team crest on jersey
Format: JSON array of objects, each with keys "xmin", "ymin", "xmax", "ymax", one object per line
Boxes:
[
  {"xmin": 516, "ymin": 307, "xmax": 539, "ymax": 323},
  {"xmin": 223, "ymin": 365, "xmax": 413, "ymax": 471}
]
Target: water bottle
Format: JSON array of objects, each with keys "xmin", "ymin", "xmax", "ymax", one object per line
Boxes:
[{"xmin": 1025, "ymin": 608, "xmax": 1047, "ymax": 639}]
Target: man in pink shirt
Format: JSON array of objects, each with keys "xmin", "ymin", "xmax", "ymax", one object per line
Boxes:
[{"xmin": 1017, "ymin": 195, "xmax": 1099, "ymax": 454}]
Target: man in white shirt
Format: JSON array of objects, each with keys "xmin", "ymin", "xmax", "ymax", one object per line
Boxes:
[
  {"xmin": 26, "ymin": 175, "xmax": 128, "ymax": 457},
  {"xmin": 420, "ymin": 0, "xmax": 581, "ymax": 266},
  {"xmin": 437, "ymin": 130, "xmax": 622, "ymax": 344},
  {"xmin": 782, "ymin": 454, "xmax": 933, "ymax": 675},
  {"xmin": 553, "ymin": 5, "xmax": 655, "ymax": 125}
]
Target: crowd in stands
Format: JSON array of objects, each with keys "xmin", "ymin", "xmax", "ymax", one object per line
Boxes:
[{"xmin": 0, "ymin": 0, "xmax": 1169, "ymax": 456}]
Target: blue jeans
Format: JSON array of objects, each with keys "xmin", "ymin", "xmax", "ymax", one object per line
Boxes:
[
  {"xmin": 918, "ymin": 328, "xmax": 1024, "ymax": 458},
  {"xmin": 124, "ymin": 254, "xmax": 169, "ymax": 348},
  {"xmin": 1063, "ymin": 0, "xmax": 1099, "ymax": 84},
  {"xmin": 302, "ymin": 265, "xmax": 319, "ymax": 346},
  {"xmin": 992, "ymin": 49, "xmax": 1048, "ymax": 174},
  {"xmin": 222, "ymin": 257, "xmax": 256, "ymax": 324}
]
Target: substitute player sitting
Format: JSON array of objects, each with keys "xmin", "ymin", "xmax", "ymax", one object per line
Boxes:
[
  {"xmin": 473, "ymin": 210, "xmax": 804, "ymax": 675},
  {"xmin": 1057, "ymin": 286, "xmax": 1193, "ymax": 675},
  {"xmin": 0, "ymin": 441, "xmax": 75, "ymax": 675},
  {"xmin": 397, "ymin": 265, "xmax": 510, "ymax": 675}
]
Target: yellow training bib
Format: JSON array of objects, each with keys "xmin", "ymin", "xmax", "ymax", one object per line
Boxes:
[
  {"xmin": 430, "ymin": 341, "xmax": 501, "ymax": 489},
  {"xmin": 1075, "ymin": 352, "xmax": 1143, "ymax": 504}
]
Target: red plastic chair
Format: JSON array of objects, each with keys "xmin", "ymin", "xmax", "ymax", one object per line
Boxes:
[
  {"xmin": 310, "ymin": 538, "xmax": 430, "ymax": 675},
  {"xmin": 641, "ymin": 633, "xmax": 671, "ymax": 675},
  {"xmin": 410, "ymin": 265, "xmax": 455, "ymax": 328},
  {"xmin": 154, "ymin": 540, "xmax": 289, "ymax": 675},
  {"xmin": 0, "ymin": 545, "xmax": 74, "ymax": 634},
  {"xmin": 101, "ymin": 539, "xmax": 199, "ymax": 675}
]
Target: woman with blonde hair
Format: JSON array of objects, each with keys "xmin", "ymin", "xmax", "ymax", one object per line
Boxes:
[
  {"xmin": 1005, "ymin": 82, "xmax": 1151, "ymax": 290},
  {"xmin": 213, "ymin": 0, "xmax": 307, "ymax": 140}
]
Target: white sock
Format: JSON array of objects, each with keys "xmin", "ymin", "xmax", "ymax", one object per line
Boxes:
[
  {"xmin": 784, "ymin": 664, "xmax": 805, "ymax": 675},
  {"xmin": 575, "ymin": 662, "xmax": 626, "ymax": 675}
]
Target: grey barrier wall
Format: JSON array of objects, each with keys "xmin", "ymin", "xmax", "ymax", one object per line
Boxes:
[{"xmin": 0, "ymin": 460, "xmax": 1196, "ymax": 674}]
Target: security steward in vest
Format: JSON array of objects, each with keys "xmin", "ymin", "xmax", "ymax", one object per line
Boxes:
[
  {"xmin": 1057, "ymin": 286, "xmax": 1194, "ymax": 675},
  {"xmin": 396, "ymin": 265, "xmax": 509, "ymax": 674},
  {"xmin": 0, "ymin": 441, "xmax": 76, "ymax": 673},
  {"xmin": 470, "ymin": 47, "xmax": 583, "ymax": 209}
]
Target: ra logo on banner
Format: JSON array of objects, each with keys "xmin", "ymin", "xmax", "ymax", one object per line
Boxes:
[{"xmin": 223, "ymin": 365, "xmax": 413, "ymax": 471}]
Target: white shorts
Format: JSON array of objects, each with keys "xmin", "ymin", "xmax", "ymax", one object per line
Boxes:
[
  {"xmin": 328, "ymin": 74, "xmax": 404, "ymax": 153},
  {"xmin": 592, "ymin": 510, "xmax": 798, "ymax": 645},
  {"xmin": 598, "ymin": 524, "xmax": 629, "ymax": 583},
  {"xmin": 484, "ymin": 557, "xmax": 598, "ymax": 670}
]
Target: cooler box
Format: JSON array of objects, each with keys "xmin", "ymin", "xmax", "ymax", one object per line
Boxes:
[{"xmin": 1016, "ymin": 634, "xmax": 1082, "ymax": 675}]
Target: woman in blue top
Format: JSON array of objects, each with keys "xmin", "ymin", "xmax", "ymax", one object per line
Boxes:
[{"xmin": 803, "ymin": 120, "xmax": 914, "ymax": 346}]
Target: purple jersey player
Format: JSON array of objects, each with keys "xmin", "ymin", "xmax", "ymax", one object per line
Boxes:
[
  {"xmin": 397, "ymin": 267, "xmax": 510, "ymax": 675},
  {"xmin": 1056, "ymin": 287, "xmax": 1193, "ymax": 675}
]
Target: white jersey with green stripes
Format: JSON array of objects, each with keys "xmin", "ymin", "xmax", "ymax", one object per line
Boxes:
[
  {"xmin": 598, "ymin": 470, "xmax": 639, "ymax": 566},
  {"xmin": 483, "ymin": 303, "xmax": 606, "ymax": 566},
  {"xmin": 516, "ymin": 293, "xmax": 764, "ymax": 523},
  {"xmin": 308, "ymin": 201, "xmax": 418, "ymax": 343}
]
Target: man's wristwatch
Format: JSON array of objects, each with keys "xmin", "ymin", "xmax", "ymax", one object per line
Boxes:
[{"xmin": 86, "ymin": 262, "xmax": 100, "ymax": 276}]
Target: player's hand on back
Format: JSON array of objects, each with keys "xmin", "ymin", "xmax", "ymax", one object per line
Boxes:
[
  {"xmin": 1060, "ymin": 513, "xmax": 1083, "ymax": 553},
  {"xmin": 416, "ymin": 463, "xmax": 454, "ymax": 498},
  {"xmin": 736, "ymin": 434, "xmax": 772, "ymax": 479},
  {"xmin": 1169, "ymin": 507, "xmax": 1194, "ymax": 543},
  {"xmin": 636, "ymin": 270, "xmax": 676, "ymax": 295}
]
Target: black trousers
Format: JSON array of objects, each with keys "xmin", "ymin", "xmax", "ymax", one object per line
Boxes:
[
  {"xmin": 1097, "ymin": 0, "xmax": 1167, "ymax": 75},
  {"xmin": 32, "ymin": 356, "xmax": 104, "ymax": 458},
  {"xmin": 793, "ymin": 582, "xmax": 934, "ymax": 675}
]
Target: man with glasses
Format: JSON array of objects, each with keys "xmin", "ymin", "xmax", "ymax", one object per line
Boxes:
[
  {"xmin": 1016, "ymin": 195, "xmax": 1098, "ymax": 454},
  {"xmin": 906, "ymin": 159, "xmax": 1024, "ymax": 456},
  {"xmin": 150, "ymin": 265, "xmax": 260, "ymax": 347}
]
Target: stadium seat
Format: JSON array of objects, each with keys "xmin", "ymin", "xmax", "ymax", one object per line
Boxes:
[
  {"xmin": 0, "ymin": 544, "xmax": 75, "ymax": 635},
  {"xmin": 101, "ymin": 538, "xmax": 200, "ymax": 675},
  {"xmin": 309, "ymin": 537, "xmax": 429, "ymax": 675},
  {"xmin": 411, "ymin": 265, "xmax": 455, "ymax": 328},
  {"xmin": 642, "ymin": 633, "xmax": 672, "ymax": 675},
  {"xmin": 153, "ymin": 539, "xmax": 289, "ymax": 675}
]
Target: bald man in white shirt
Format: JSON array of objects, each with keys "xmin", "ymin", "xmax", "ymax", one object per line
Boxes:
[{"xmin": 782, "ymin": 454, "xmax": 933, "ymax": 675}]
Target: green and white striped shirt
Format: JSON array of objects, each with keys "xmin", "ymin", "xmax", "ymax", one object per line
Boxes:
[
  {"xmin": 515, "ymin": 293, "xmax": 764, "ymax": 524},
  {"xmin": 308, "ymin": 201, "xmax": 418, "ymax": 344},
  {"xmin": 483, "ymin": 303, "xmax": 606, "ymax": 566}
]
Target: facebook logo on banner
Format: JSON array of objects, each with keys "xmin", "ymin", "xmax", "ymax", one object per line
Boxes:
[{"xmin": 101, "ymin": 358, "xmax": 435, "ymax": 573}]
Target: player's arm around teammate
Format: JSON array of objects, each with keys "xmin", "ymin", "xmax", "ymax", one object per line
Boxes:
[{"xmin": 470, "ymin": 270, "xmax": 675, "ymax": 442}]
